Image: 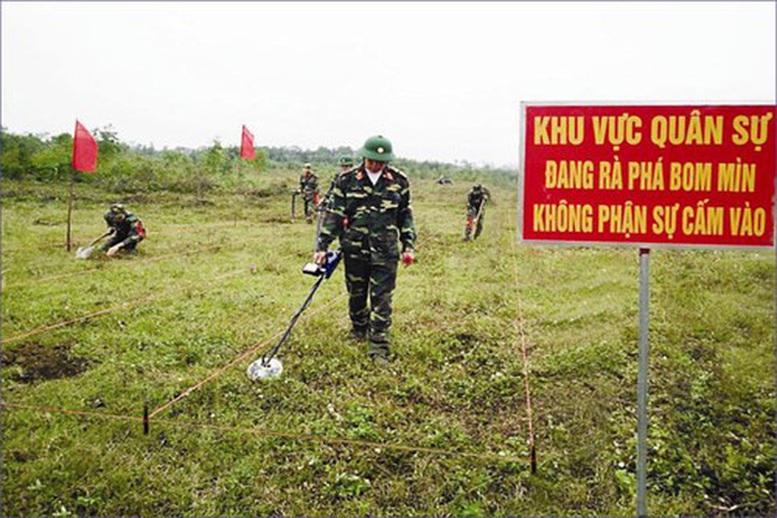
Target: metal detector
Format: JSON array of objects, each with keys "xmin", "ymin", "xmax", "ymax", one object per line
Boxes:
[
  {"xmin": 75, "ymin": 230, "xmax": 113, "ymax": 259},
  {"xmin": 247, "ymin": 249, "xmax": 342, "ymax": 381},
  {"xmin": 291, "ymin": 191, "xmax": 299, "ymax": 221},
  {"xmin": 463, "ymin": 199, "xmax": 487, "ymax": 241},
  {"xmin": 312, "ymin": 183, "xmax": 335, "ymax": 253},
  {"xmin": 472, "ymin": 199, "xmax": 486, "ymax": 240}
]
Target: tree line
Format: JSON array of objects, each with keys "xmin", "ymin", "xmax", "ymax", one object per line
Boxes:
[{"xmin": 1, "ymin": 126, "xmax": 517, "ymax": 194}]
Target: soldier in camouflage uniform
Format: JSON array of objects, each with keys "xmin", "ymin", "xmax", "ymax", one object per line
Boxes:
[
  {"xmin": 313, "ymin": 136, "xmax": 416, "ymax": 365},
  {"xmin": 319, "ymin": 155, "xmax": 355, "ymax": 210},
  {"xmin": 100, "ymin": 203, "xmax": 147, "ymax": 256},
  {"xmin": 299, "ymin": 163, "xmax": 319, "ymax": 223},
  {"xmin": 464, "ymin": 184, "xmax": 491, "ymax": 241}
]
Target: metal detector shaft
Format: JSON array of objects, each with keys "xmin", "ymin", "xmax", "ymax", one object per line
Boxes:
[
  {"xmin": 474, "ymin": 199, "xmax": 486, "ymax": 227},
  {"xmin": 313, "ymin": 187, "xmax": 333, "ymax": 252},
  {"xmin": 260, "ymin": 273, "xmax": 326, "ymax": 365},
  {"xmin": 291, "ymin": 192, "xmax": 299, "ymax": 221},
  {"xmin": 314, "ymin": 206, "xmax": 325, "ymax": 253},
  {"xmin": 89, "ymin": 230, "xmax": 113, "ymax": 246}
]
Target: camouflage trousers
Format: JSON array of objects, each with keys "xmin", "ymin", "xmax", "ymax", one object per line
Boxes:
[
  {"xmin": 343, "ymin": 255, "xmax": 398, "ymax": 359},
  {"xmin": 303, "ymin": 196, "xmax": 316, "ymax": 221},
  {"xmin": 465, "ymin": 206, "xmax": 485, "ymax": 240}
]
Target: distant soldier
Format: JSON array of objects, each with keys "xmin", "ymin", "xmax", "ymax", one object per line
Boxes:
[
  {"xmin": 436, "ymin": 175, "xmax": 453, "ymax": 185},
  {"xmin": 100, "ymin": 203, "xmax": 147, "ymax": 256},
  {"xmin": 463, "ymin": 184, "xmax": 491, "ymax": 241},
  {"xmin": 336, "ymin": 154, "xmax": 355, "ymax": 175},
  {"xmin": 313, "ymin": 135, "xmax": 416, "ymax": 366},
  {"xmin": 299, "ymin": 163, "xmax": 319, "ymax": 223},
  {"xmin": 313, "ymin": 155, "xmax": 356, "ymax": 252},
  {"xmin": 319, "ymin": 155, "xmax": 355, "ymax": 210}
]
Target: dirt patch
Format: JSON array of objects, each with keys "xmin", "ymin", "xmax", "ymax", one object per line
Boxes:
[{"xmin": 1, "ymin": 342, "xmax": 90, "ymax": 383}]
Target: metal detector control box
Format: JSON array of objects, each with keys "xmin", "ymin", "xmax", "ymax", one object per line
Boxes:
[{"xmin": 302, "ymin": 249, "xmax": 342, "ymax": 279}]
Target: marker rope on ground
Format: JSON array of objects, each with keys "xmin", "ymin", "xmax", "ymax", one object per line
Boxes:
[
  {"xmin": 148, "ymin": 262, "xmax": 364, "ymax": 418},
  {"xmin": 4, "ymin": 204, "xmax": 537, "ymax": 471},
  {"xmin": 5, "ymin": 244, "xmax": 225, "ymax": 288},
  {"xmin": 1, "ymin": 219, "xmax": 257, "ymax": 255},
  {"xmin": 2, "ymin": 402, "xmax": 524, "ymax": 465},
  {"xmin": 149, "ymin": 291, "xmax": 348, "ymax": 418},
  {"xmin": 3, "ymin": 218, "xmax": 298, "ymax": 287},
  {"xmin": 501, "ymin": 193, "xmax": 538, "ymax": 473},
  {"xmin": 1, "ymin": 268, "xmax": 248, "ymax": 345}
]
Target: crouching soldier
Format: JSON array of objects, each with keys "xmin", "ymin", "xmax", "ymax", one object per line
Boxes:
[
  {"xmin": 100, "ymin": 203, "xmax": 147, "ymax": 256},
  {"xmin": 313, "ymin": 135, "xmax": 416, "ymax": 366}
]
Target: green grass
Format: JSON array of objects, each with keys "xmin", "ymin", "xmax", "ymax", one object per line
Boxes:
[{"xmin": 2, "ymin": 172, "xmax": 774, "ymax": 516}]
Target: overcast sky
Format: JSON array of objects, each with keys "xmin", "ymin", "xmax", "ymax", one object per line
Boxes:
[{"xmin": 2, "ymin": 1, "xmax": 774, "ymax": 168}]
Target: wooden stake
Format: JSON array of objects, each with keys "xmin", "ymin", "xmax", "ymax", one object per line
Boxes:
[{"xmin": 66, "ymin": 167, "xmax": 75, "ymax": 251}]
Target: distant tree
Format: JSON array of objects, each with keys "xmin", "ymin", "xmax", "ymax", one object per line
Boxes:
[
  {"xmin": 30, "ymin": 133, "xmax": 72, "ymax": 181},
  {"xmin": 161, "ymin": 149, "xmax": 190, "ymax": 166},
  {"xmin": 244, "ymin": 148, "xmax": 268, "ymax": 173},
  {"xmin": 134, "ymin": 143, "xmax": 157, "ymax": 156},
  {"xmin": 94, "ymin": 125, "xmax": 127, "ymax": 159},
  {"xmin": 203, "ymin": 140, "xmax": 224, "ymax": 174},
  {"xmin": 1, "ymin": 130, "xmax": 46, "ymax": 179}
]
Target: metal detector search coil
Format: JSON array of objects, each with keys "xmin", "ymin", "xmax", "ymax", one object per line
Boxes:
[
  {"xmin": 247, "ymin": 357, "xmax": 283, "ymax": 380},
  {"xmin": 75, "ymin": 246, "xmax": 95, "ymax": 259}
]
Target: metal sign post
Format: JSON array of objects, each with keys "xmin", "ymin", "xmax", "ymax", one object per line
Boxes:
[
  {"xmin": 773, "ymin": 159, "xmax": 777, "ymax": 507},
  {"xmin": 636, "ymin": 247, "xmax": 650, "ymax": 517}
]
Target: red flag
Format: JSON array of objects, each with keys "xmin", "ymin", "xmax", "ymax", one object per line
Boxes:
[
  {"xmin": 72, "ymin": 120, "xmax": 98, "ymax": 172},
  {"xmin": 240, "ymin": 125, "xmax": 256, "ymax": 160}
]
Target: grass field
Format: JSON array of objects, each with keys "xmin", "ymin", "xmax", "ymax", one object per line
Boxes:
[{"xmin": 2, "ymin": 171, "xmax": 774, "ymax": 516}]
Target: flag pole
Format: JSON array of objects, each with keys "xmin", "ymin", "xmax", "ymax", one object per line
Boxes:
[
  {"xmin": 66, "ymin": 166, "xmax": 75, "ymax": 251},
  {"xmin": 234, "ymin": 159, "xmax": 242, "ymax": 227},
  {"xmin": 69, "ymin": 119, "xmax": 98, "ymax": 250},
  {"xmin": 237, "ymin": 124, "xmax": 254, "ymax": 227}
]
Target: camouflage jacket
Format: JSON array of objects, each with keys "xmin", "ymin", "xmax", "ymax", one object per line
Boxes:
[
  {"xmin": 316, "ymin": 173, "xmax": 338, "ymax": 209},
  {"xmin": 299, "ymin": 172, "xmax": 319, "ymax": 199},
  {"xmin": 316, "ymin": 164, "xmax": 416, "ymax": 262},
  {"xmin": 105, "ymin": 213, "xmax": 146, "ymax": 246},
  {"xmin": 467, "ymin": 187, "xmax": 491, "ymax": 211}
]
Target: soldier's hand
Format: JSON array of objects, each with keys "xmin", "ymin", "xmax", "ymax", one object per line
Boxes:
[
  {"xmin": 313, "ymin": 251, "xmax": 328, "ymax": 266},
  {"xmin": 106, "ymin": 244, "xmax": 122, "ymax": 257},
  {"xmin": 401, "ymin": 250, "xmax": 415, "ymax": 267}
]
